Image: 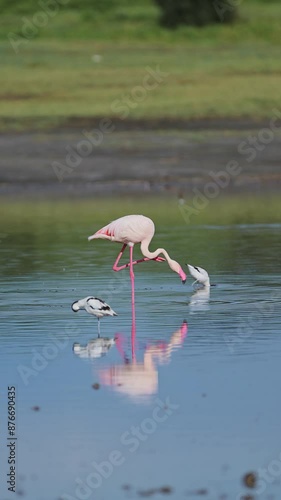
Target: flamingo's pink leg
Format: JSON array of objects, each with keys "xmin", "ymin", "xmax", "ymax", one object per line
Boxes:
[
  {"xmin": 129, "ymin": 245, "xmax": 135, "ymax": 307},
  {"xmin": 131, "ymin": 317, "xmax": 136, "ymax": 362},
  {"xmin": 129, "ymin": 245, "xmax": 136, "ymax": 355},
  {"xmin": 113, "ymin": 245, "xmax": 165, "ymax": 273},
  {"xmin": 112, "ymin": 244, "xmax": 127, "ymax": 271},
  {"xmin": 114, "ymin": 256, "xmax": 165, "ymax": 271}
]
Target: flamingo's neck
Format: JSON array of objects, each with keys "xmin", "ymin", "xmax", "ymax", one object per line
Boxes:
[
  {"xmin": 140, "ymin": 240, "xmax": 172, "ymax": 268},
  {"xmin": 141, "ymin": 239, "xmax": 186, "ymax": 282}
]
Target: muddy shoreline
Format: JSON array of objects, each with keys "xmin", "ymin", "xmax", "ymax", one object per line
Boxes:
[{"xmin": 1, "ymin": 124, "xmax": 280, "ymax": 198}]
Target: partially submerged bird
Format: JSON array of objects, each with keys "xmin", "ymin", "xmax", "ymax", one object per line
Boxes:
[
  {"xmin": 71, "ymin": 297, "xmax": 117, "ymax": 335},
  {"xmin": 187, "ymin": 264, "xmax": 210, "ymax": 287}
]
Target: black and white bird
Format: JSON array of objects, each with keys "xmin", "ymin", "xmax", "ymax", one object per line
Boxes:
[
  {"xmin": 187, "ymin": 264, "xmax": 210, "ymax": 287},
  {"xmin": 71, "ymin": 297, "xmax": 117, "ymax": 335}
]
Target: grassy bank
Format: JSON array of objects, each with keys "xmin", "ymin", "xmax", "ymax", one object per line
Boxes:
[
  {"xmin": 1, "ymin": 1, "xmax": 281, "ymax": 130},
  {"xmin": 1, "ymin": 0, "xmax": 281, "ymax": 44}
]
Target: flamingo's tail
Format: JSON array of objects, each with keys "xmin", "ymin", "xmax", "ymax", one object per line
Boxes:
[{"xmin": 88, "ymin": 225, "xmax": 112, "ymax": 241}]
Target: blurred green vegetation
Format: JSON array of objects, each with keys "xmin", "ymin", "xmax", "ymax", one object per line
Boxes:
[
  {"xmin": 1, "ymin": 196, "xmax": 280, "ymax": 277},
  {"xmin": 154, "ymin": 0, "xmax": 237, "ymax": 28},
  {"xmin": 1, "ymin": 195, "xmax": 281, "ymax": 236},
  {"xmin": 1, "ymin": 41, "xmax": 281, "ymax": 129},
  {"xmin": 0, "ymin": 0, "xmax": 280, "ymax": 43},
  {"xmin": 0, "ymin": 0, "xmax": 280, "ymax": 128}
]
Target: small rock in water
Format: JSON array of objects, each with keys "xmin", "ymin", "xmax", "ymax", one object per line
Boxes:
[
  {"xmin": 159, "ymin": 486, "xmax": 172, "ymax": 494},
  {"xmin": 122, "ymin": 484, "xmax": 131, "ymax": 491},
  {"xmin": 186, "ymin": 489, "xmax": 208, "ymax": 496},
  {"xmin": 92, "ymin": 383, "xmax": 100, "ymax": 390},
  {"xmin": 31, "ymin": 406, "xmax": 40, "ymax": 412},
  {"xmin": 137, "ymin": 488, "xmax": 157, "ymax": 497},
  {"xmin": 137, "ymin": 486, "xmax": 173, "ymax": 496},
  {"xmin": 243, "ymin": 472, "xmax": 257, "ymax": 489}
]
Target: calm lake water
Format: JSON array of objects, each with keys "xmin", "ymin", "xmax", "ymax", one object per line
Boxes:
[{"xmin": 0, "ymin": 200, "xmax": 281, "ymax": 500}]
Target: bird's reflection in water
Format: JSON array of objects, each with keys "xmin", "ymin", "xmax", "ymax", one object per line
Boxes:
[
  {"xmin": 73, "ymin": 337, "xmax": 116, "ymax": 359},
  {"xmin": 189, "ymin": 286, "xmax": 210, "ymax": 314},
  {"xmin": 98, "ymin": 322, "xmax": 187, "ymax": 402}
]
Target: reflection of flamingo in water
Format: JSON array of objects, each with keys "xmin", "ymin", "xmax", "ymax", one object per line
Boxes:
[
  {"xmin": 88, "ymin": 215, "xmax": 187, "ymax": 316},
  {"xmin": 98, "ymin": 322, "xmax": 187, "ymax": 401}
]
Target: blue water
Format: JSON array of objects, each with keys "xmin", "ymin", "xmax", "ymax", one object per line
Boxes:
[{"xmin": 1, "ymin": 221, "xmax": 281, "ymax": 500}]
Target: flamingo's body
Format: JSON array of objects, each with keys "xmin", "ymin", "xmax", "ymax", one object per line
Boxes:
[
  {"xmin": 88, "ymin": 215, "xmax": 186, "ymax": 308},
  {"xmin": 89, "ymin": 214, "xmax": 155, "ymax": 246}
]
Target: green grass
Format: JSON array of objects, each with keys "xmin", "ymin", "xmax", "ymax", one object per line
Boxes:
[
  {"xmin": 0, "ymin": 1, "xmax": 281, "ymax": 130},
  {"xmin": 1, "ymin": 0, "xmax": 281, "ymax": 44}
]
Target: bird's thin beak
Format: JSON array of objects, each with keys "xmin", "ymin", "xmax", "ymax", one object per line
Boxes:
[{"xmin": 182, "ymin": 279, "xmax": 186, "ymax": 284}]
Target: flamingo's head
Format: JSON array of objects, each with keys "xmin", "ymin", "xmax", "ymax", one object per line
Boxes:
[{"xmin": 170, "ymin": 259, "xmax": 187, "ymax": 284}]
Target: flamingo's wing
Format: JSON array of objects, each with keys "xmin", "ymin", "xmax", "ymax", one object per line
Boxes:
[{"xmin": 88, "ymin": 215, "xmax": 154, "ymax": 244}]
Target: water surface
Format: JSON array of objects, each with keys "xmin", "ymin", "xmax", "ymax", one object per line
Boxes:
[{"xmin": 0, "ymin": 200, "xmax": 281, "ymax": 500}]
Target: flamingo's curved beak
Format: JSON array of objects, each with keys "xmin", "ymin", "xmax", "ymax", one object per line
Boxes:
[{"xmin": 179, "ymin": 268, "xmax": 187, "ymax": 284}]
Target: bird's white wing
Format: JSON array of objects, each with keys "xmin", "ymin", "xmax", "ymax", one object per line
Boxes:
[{"xmin": 86, "ymin": 297, "xmax": 111, "ymax": 312}]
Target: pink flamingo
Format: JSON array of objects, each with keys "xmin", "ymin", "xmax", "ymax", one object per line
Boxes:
[{"xmin": 88, "ymin": 215, "xmax": 187, "ymax": 309}]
